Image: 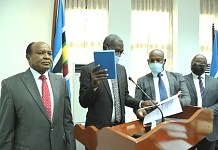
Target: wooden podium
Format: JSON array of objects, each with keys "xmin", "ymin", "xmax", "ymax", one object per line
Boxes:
[{"xmin": 74, "ymin": 106, "xmax": 213, "ymax": 150}]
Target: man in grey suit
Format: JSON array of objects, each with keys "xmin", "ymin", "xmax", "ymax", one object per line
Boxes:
[
  {"xmin": 79, "ymin": 34, "xmax": 156, "ymax": 131},
  {"xmin": 0, "ymin": 42, "xmax": 76, "ymax": 150},
  {"xmin": 134, "ymin": 49, "xmax": 191, "ymax": 119},
  {"xmin": 184, "ymin": 54, "xmax": 218, "ymax": 150}
]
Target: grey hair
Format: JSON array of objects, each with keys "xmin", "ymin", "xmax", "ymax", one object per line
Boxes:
[{"xmin": 103, "ymin": 34, "xmax": 123, "ymax": 47}]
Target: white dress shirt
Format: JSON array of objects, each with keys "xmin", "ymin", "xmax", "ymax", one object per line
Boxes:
[
  {"xmin": 151, "ymin": 70, "xmax": 170, "ymax": 102},
  {"xmin": 30, "ymin": 68, "xmax": 54, "ymax": 119},
  {"xmin": 191, "ymin": 72, "xmax": 205, "ymax": 107},
  {"xmin": 107, "ymin": 79, "xmax": 117, "ymax": 122}
]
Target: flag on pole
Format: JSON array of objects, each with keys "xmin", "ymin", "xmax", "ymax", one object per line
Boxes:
[
  {"xmin": 50, "ymin": 0, "xmax": 71, "ymax": 99},
  {"xmin": 210, "ymin": 30, "xmax": 218, "ymax": 78}
]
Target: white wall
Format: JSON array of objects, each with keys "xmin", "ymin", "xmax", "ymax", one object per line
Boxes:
[
  {"xmin": 173, "ymin": 0, "xmax": 200, "ymax": 75},
  {"xmin": 0, "ymin": 0, "xmax": 53, "ymax": 83},
  {"xmin": 108, "ymin": 0, "xmax": 131, "ymax": 75}
]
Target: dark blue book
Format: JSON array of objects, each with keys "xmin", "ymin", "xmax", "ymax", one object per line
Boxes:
[{"xmin": 94, "ymin": 50, "xmax": 117, "ymax": 79}]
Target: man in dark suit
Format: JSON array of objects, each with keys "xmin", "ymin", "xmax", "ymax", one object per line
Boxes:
[
  {"xmin": 79, "ymin": 34, "xmax": 156, "ymax": 130},
  {"xmin": 0, "ymin": 42, "xmax": 76, "ymax": 150},
  {"xmin": 184, "ymin": 54, "xmax": 218, "ymax": 150},
  {"xmin": 134, "ymin": 49, "xmax": 191, "ymax": 118}
]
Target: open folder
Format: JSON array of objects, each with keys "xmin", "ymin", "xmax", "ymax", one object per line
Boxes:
[{"xmin": 94, "ymin": 50, "xmax": 117, "ymax": 79}]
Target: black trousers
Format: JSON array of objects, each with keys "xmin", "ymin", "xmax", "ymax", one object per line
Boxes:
[{"xmin": 190, "ymin": 138, "xmax": 216, "ymax": 150}]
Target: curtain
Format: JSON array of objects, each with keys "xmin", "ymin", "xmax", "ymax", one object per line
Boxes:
[
  {"xmin": 64, "ymin": 0, "xmax": 108, "ymax": 65},
  {"xmin": 130, "ymin": 0, "xmax": 173, "ymax": 82},
  {"xmin": 200, "ymin": 0, "xmax": 218, "ymax": 53}
]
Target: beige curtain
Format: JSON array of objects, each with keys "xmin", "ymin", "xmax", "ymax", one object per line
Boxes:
[
  {"xmin": 200, "ymin": 0, "xmax": 218, "ymax": 53},
  {"xmin": 64, "ymin": 0, "xmax": 108, "ymax": 64},
  {"xmin": 130, "ymin": 0, "xmax": 173, "ymax": 81}
]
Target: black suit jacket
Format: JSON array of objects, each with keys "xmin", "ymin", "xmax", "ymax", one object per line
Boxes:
[
  {"xmin": 184, "ymin": 73, "xmax": 218, "ymax": 141},
  {"xmin": 0, "ymin": 69, "xmax": 76, "ymax": 150},
  {"xmin": 79, "ymin": 62, "xmax": 141, "ymax": 129}
]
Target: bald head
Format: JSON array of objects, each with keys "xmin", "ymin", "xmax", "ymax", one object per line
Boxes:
[
  {"xmin": 192, "ymin": 54, "xmax": 207, "ymax": 64},
  {"xmin": 148, "ymin": 49, "xmax": 165, "ymax": 64},
  {"xmin": 149, "ymin": 49, "xmax": 164, "ymax": 58},
  {"xmin": 191, "ymin": 54, "xmax": 208, "ymax": 76}
]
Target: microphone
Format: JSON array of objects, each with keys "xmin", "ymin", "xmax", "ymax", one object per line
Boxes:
[{"xmin": 128, "ymin": 77, "xmax": 165, "ymax": 122}]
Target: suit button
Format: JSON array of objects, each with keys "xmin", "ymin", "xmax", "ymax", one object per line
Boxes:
[{"xmin": 51, "ymin": 128, "xmax": 54, "ymax": 131}]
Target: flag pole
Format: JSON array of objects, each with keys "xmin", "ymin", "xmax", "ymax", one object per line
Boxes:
[
  {"xmin": 51, "ymin": 0, "xmax": 59, "ymax": 50},
  {"xmin": 212, "ymin": 23, "xmax": 215, "ymax": 47}
]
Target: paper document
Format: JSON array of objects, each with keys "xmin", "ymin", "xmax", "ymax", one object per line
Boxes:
[{"xmin": 143, "ymin": 94, "xmax": 183, "ymax": 124}]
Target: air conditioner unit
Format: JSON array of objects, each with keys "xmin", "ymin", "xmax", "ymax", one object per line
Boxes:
[
  {"xmin": 205, "ymin": 63, "xmax": 210, "ymax": 75},
  {"xmin": 72, "ymin": 63, "xmax": 88, "ymax": 124}
]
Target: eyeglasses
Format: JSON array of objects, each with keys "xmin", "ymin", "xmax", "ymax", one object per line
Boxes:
[
  {"xmin": 104, "ymin": 45, "xmax": 124, "ymax": 56},
  {"xmin": 191, "ymin": 61, "xmax": 207, "ymax": 66},
  {"xmin": 115, "ymin": 50, "xmax": 124, "ymax": 56}
]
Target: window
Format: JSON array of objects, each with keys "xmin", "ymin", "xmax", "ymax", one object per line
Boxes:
[
  {"xmin": 131, "ymin": 0, "xmax": 173, "ymax": 81},
  {"xmin": 65, "ymin": 0, "xmax": 108, "ymax": 65},
  {"xmin": 199, "ymin": 0, "xmax": 218, "ymax": 63}
]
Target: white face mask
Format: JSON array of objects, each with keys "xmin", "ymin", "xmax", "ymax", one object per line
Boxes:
[
  {"xmin": 149, "ymin": 63, "xmax": 163, "ymax": 74},
  {"xmin": 115, "ymin": 56, "xmax": 120, "ymax": 64}
]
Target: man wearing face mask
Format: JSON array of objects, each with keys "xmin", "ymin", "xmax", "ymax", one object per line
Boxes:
[
  {"xmin": 184, "ymin": 54, "xmax": 218, "ymax": 150},
  {"xmin": 134, "ymin": 49, "xmax": 191, "ymax": 119},
  {"xmin": 79, "ymin": 34, "xmax": 156, "ymax": 137}
]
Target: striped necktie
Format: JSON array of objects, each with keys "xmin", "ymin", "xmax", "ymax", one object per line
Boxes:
[{"xmin": 198, "ymin": 76, "xmax": 204, "ymax": 98}]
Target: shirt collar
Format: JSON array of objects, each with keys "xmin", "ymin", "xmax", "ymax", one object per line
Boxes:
[
  {"xmin": 191, "ymin": 72, "xmax": 205, "ymax": 79},
  {"xmin": 152, "ymin": 70, "xmax": 166, "ymax": 77},
  {"xmin": 29, "ymin": 67, "xmax": 49, "ymax": 80}
]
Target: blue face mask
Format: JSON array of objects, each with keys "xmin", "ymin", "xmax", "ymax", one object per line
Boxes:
[
  {"xmin": 149, "ymin": 63, "xmax": 163, "ymax": 74},
  {"xmin": 115, "ymin": 56, "xmax": 120, "ymax": 64}
]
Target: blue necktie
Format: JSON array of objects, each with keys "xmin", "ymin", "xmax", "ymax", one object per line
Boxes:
[
  {"xmin": 198, "ymin": 76, "xmax": 204, "ymax": 99},
  {"xmin": 157, "ymin": 73, "xmax": 168, "ymax": 101}
]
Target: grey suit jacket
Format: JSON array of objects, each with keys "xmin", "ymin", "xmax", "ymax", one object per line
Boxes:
[
  {"xmin": 79, "ymin": 62, "xmax": 142, "ymax": 129},
  {"xmin": 135, "ymin": 71, "xmax": 191, "ymax": 106},
  {"xmin": 184, "ymin": 73, "xmax": 218, "ymax": 141},
  {"xmin": 0, "ymin": 69, "xmax": 76, "ymax": 150}
]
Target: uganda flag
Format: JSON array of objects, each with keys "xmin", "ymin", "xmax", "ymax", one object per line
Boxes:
[{"xmin": 50, "ymin": 0, "xmax": 71, "ymax": 99}]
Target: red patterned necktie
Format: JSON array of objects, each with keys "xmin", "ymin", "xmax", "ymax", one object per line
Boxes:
[{"xmin": 39, "ymin": 75, "xmax": 52, "ymax": 120}]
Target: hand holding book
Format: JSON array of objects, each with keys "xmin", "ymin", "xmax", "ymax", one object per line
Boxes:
[
  {"xmin": 91, "ymin": 64, "xmax": 108, "ymax": 88},
  {"xmin": 94, "ymin": 50, "xmax": 117, "ymax": 79}
]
